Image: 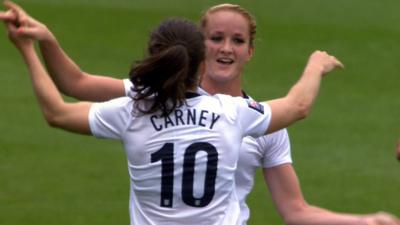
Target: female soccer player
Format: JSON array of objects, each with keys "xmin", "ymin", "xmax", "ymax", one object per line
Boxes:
[{"xmin": 2, "ymin": 2, "xmax": 399, "ymax": 225}]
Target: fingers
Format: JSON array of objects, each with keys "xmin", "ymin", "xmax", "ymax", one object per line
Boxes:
[
  {"xmin": 5, "ymin": 19, "xmax": 17, "ymax": 34},
  {"xmin": 4, "ymin": 20, "xmax": 20, "ymax": 41},
  {"xmin": 0, "ymin": 9, "xmax": 16, "ymax": 21},
  {"xmin": 3, "ymin": 0, "xmax": 29, "ymax": 26},
  {"xmin": 15, "ymin": 25, "xmax": 38, "ymax": 38},
  {"xmin": 4, "ymin": 0, "xmax": 25, "ymax": 14},
  {"xmin": 315, "ymin": 50, "xmax": 344, "ymax": 68},
  {"xmin": 308, "ymin": 50, "xmax": 344, "ymax": 75},
  {"xmin": 330, "ymin": 55, "xmax": 344, "ymax": 69}
]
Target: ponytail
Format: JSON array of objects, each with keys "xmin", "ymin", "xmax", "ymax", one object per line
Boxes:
[
  {"xmin": 129, "ymin": 19, "xmax": 205, "ymax": 117},
  {"xmin": 130, "ymin": 44, "xmax": 190, "ymax": 116}
]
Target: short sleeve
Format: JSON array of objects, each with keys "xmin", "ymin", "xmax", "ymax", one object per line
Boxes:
[
  {"xmin": 123, "ymin": 79, "xmax": 133, "ymax": 96},
  {"xmin": 88, "ymin": 97, "xmax": 133, "ymax": 139},
  {"xmin": 236, "ymin": 98, "xmax": 272, "ymax": 138},
  {"xmin": 256, "ymin": 129, "xmax": 292, "ymax": 168}
]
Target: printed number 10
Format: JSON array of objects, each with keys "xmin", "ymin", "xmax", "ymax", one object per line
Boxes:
[{"xmin": 151, "ymin": 142, "xmax": 218, "ymax": 208}]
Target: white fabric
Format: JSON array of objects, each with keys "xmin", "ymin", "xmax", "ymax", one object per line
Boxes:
[
  {"xmin": 235, "ymin": 129, "xmax": 291, "ymax": 225},
  {"xmin": 125, "ymin": 83, "xmax": 292, "ymax": 225},
  {"xmin": 123, "ymin": 79, "xmax": 132, "ymax": 96},
  {"xmin": 197, "ymin": 87, "xmax": 292, "ymax": 224},
  {"xmin": 89, "ymin": 93, "xmax": 271, "ymax": 225}
]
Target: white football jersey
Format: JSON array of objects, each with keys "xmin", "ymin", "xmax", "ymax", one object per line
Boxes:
[
  {"xmin": 235, "ymin": 129, "xmax": 291, "ymax": 225},
  {"xmin": 89, "ymin": 92, "xmax": 271, "ymax": 225},
  {"xmin": 196, "ymin": 86, "xmax": 292, "ymax": 225},
  {"xmin": 124, "ymin": 80, "xmax": 292, "ymax": 225}
]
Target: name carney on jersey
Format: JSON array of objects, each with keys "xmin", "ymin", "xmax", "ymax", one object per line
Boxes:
[
  {"xmin": 150, "ymin": 108, "xmax": 220, "ymax": 131},
  {"xmin": 149, "ymin": 99, "xmax": 264, "ymax": 132}
]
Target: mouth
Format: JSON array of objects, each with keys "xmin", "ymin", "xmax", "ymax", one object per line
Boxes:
[{"xmin": 216, "ymin": 57, "xmax": 234, "ymax": 65}]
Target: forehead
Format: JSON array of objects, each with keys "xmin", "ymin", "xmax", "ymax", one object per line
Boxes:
[{"xmin": 205, "ymin": 10, "xmax": 249, "ymax": 36}]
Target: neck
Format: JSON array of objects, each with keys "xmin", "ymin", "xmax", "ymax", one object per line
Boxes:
[{"xmin": 200, "ymin": 77, "xmax": 243, "ymax": 97}]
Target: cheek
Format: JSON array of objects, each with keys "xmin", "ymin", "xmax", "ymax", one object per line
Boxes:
[
  {"xmin": 238, "ymin": 48, "xmax": 252, "ymax": 62},
  {"xmin": 205, "ymin": 41, "xmax": 218, "ymax": 55}
]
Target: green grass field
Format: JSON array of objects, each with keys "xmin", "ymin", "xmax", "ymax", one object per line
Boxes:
[{"xmin": 1, "ymin": 0, "xmax": 399, "ymax": 224}]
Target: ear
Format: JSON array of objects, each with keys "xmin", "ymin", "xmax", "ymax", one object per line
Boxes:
[{"xmin": 246, "ymin": 46, "xmax": 254, "ymax": 62}]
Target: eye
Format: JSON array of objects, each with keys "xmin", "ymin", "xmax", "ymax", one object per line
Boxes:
[
  {"xmin": 209, "ymin": 36, "xmax": 223, "ymax": 43},
  {"xmin": 232, "ymin": 37, "xmax": 245, "ymax": 44}
]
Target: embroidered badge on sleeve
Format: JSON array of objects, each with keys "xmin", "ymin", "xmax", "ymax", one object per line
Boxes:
[{"xmin": 246, "ymin": 99, "xmax": 264, "ymax": 114}]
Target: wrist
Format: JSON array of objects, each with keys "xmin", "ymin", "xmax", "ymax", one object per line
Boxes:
[
  {"xmin": 39, "ymin": 34, "xmax": 59, "ymax": 52},
  {"xmin": 304, "ymin": 63, "xmax": 324, "ymax": 76},
  {"xmin": 360, "ymin": 216, "xmax": 372, "ymax": 225},
  {"xmin": 39, "ymin": 28, "xmax": 56, "ymax": 44}
]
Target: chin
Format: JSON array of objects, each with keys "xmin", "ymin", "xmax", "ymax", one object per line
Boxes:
[{"xmin": 210, "ymin": 72, "xmax": 237, "ymax": 83}]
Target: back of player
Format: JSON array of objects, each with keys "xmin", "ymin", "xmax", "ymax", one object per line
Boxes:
[{"xmin": 89, "ymin": 92, "xmax": 271, "ymax": 225}]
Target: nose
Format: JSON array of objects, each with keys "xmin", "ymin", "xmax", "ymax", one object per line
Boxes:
[{"xmin": 220, "ymin": 39, "xmax": 233, "ymax": 54}]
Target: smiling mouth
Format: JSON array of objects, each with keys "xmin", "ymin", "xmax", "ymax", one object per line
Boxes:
[{"xmin": 216, "ymin": 58, "xmax": 234, "ymax": 65}]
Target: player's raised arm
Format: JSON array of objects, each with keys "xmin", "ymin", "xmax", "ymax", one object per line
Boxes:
[
  {"xmin": 265, "ymin": 50, "xmax": 343, "ymax": 134},
  {"xmin": 1, "ymin": 1, "xmax": 126, "ymax": 101},
  {"xmin": 4, "ymin": 13, "xmax": 92, "ymax": 135}
]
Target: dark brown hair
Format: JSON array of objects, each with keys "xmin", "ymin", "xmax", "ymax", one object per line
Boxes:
[{"xmin": 129, "ymin": 19, "xmax": 205, "ymax": 116}]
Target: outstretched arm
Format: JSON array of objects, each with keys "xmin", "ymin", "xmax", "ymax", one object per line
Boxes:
[
  {"xmin": 4, "ymin": 17, "xmax": 92, "ymax": 135},
  {"xmin": 265, "ymin": 50, "xmax": 343, "ymax": 133},
  {"xmin": 39, "ymin": 34, "xmax": 126, "ymax": 101},
  {"xmin": 264, "ymin": 165, "xmax": 400, "ymax": 225},
  {"xmin": 1, "ymin": 1, "xmax": 126, "ymax": 101}
]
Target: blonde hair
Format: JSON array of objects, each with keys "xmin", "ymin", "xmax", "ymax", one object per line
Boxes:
[{"xmin": 200, "ymin": 3, "xmax": 257, "ymax": 47}]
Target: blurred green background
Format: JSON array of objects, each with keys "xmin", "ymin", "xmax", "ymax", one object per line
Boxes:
[{"xmin": 0, "ymin": 0, "xmax": 399, "ymax": 224}]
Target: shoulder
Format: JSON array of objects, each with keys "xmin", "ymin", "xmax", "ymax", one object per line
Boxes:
[
  {"xmin": 91, "ymin": 97, "xmax": 134, "ymax": 117},
  {"xmin": 214, "ymin": 94, "xmax": 263, "ymax": 111},
  {"xmin": 89, "ymin": 97, "xmax": 134, "ymax": 139},
  {"xmin": 93, "ymin": 96, "xmax": 133, "ymax": 108},
  {"xmin": 256, "ymin": 128, "xmax": 290, "ymax": 149}
]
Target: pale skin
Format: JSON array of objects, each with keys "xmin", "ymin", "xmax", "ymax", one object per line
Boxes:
[{"xmin": 1, "ymin": 1, "xmax": 399, "ymax": 225}]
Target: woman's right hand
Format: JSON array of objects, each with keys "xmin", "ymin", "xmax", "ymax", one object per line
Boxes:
[
  {"xmin": 1, "ymin": 0, "xmax": 54, "ymax": 42},
  {"xmin": 304, "ymin": 50, "xmax": 344, "ymax": 77}
]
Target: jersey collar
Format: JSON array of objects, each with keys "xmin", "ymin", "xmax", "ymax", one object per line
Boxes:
[{"xmin": 185, "ymin": 92, "xmax": 201, "ymax": 98}]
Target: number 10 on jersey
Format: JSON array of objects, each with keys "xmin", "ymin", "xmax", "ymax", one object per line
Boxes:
[{"xmin": 151, "ymin": 142, "xmax": 218, "ymax": 208}]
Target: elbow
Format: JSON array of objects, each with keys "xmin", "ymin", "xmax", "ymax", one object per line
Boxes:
[
  {"xmin": 43, "ymin": 111, "xmax": 63, "ymax": 128},
  {"xmin": 58, "ymin": 86, "xmax": 80, "ymax": 100},
  {"xmin": 280, "ymin": 201, "xmax": 314, "ymax": 225},
  {"xmin": 281, "ymin": 206, "xmax": 306, "ymax": 225},
  {"xmin": 286, "ymin": 95, "xmax": 312, "ymax": 122},
  {"xmin": 289, "ymin": 102, "xmax": 310, "ymax": 123},
  {"xmin": 296, "ymin": 103, "xmax": 311, "ymax": 120}
]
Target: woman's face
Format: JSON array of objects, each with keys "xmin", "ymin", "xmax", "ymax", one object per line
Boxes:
[{"xmin": 203, "ymin": 10, "xmax": 254, "ymax": 85}]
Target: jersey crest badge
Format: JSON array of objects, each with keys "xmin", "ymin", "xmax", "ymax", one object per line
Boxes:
[{"xmin": 246, "ymin": 99, "xmax": 264, "ymax": 114}]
